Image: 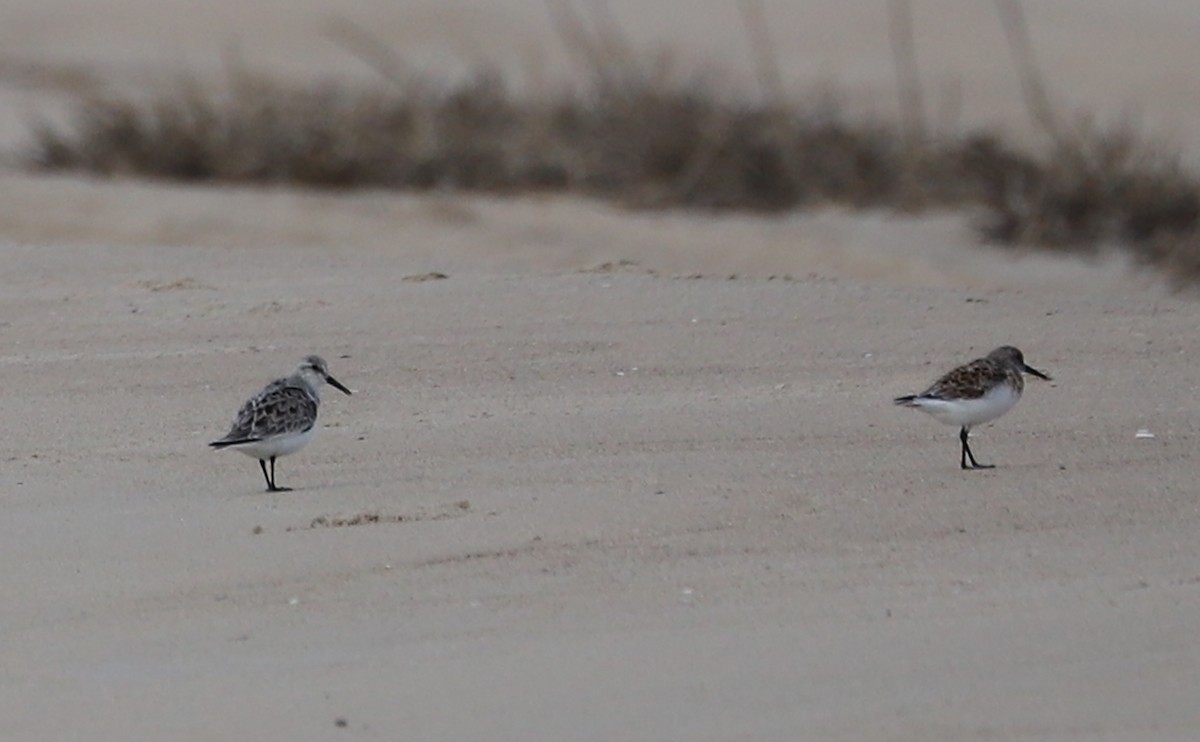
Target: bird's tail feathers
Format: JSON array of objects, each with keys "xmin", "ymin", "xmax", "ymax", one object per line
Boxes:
[{"xmin": 209, "ymin": 438, "xmax": 255, "ymax": 449}]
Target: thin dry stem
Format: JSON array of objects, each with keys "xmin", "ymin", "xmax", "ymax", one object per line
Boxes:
[
  {"xmin": 993, "ymin": 0, "xmax": 1061, "ymax": 141},
  {"xmin": 887, "ymin": 0, "xmax": 926, "ymax": 147}
]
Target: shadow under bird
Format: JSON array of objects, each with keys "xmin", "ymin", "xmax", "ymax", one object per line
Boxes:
[
  {"xmin": 894, "ymin": 345, "xmax": 1051, "ymax": 470},
  {"xmin": 210, "ymin": 355, "xmax": 352, "ymax": 491}
]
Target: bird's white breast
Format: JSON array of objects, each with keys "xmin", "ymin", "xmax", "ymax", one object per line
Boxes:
[
  {"xmin": 911, "ymin": 382, "xmax": 1020, "ymax": 428},
  {"xmin": 229, "ymin": 427, "xmax": 316, "ymax": 460}
]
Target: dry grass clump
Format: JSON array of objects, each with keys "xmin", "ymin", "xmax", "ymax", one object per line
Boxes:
[
  {"xmin": 960, "ymin": 121, "xmax": 1200, "ymax": 286},
  {"xmin": 24, "ymin": 67, "xmax": 1200, "ymax": 285},
  {"xmin": 27, "ymin": 70, "xmax": 970, "ymax": 212},
  {"xmin": 969, "ymin": 123, "xmax": 1200, "ymax": 250},
  {"xmin": 32, "ymin": 74, "xmax": 539, "ymax": 190}
]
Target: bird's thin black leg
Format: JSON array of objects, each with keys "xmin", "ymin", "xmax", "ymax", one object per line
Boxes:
[
  {"xmin": 960, "ymin": 427, "xmax": 994, "ymax": 470},
  {"xmin": 269, "ymin": 456, "xmax": 292, "ymax": 492},
  {"xmin": 259, "ymin": 459, "xmax": 273, "ymax": 491}
]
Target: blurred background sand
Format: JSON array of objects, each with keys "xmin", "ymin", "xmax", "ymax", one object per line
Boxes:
[{"xmin": 3, "ymin": 1, "xmax": 1197, "ymax": 289}]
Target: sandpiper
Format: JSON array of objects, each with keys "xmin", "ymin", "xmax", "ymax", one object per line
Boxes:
[
  {"xmin": 210, "ymin": 355, "xmax": 352, "ymax": 491},
  {"xmin": 894, "ymin": 345, "xmax": 1051, "ymax": 469}
]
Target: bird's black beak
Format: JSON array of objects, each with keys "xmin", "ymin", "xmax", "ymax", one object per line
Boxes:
[
  {"xmin": 1023, "ymin": 364, "xmax": 1051, "ymax": 381},
  {"xmin": 326, "ymin": 375, "xmax": 353, "ymax": 395}
]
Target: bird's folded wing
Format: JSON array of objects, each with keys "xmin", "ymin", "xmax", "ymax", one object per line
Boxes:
[
  {"xmin": 222, "ymin": 382, "xmax": 317, "ymax": 441},
  {"xmin": 919, "ymin": 358, "xmax": 1005, "ymax": 400}
]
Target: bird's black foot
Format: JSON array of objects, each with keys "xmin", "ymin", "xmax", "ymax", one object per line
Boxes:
[
  {"xmin": 961, "ymin": 462, "xmax": 995, "ymax": 470},
  {"xmin": 266, "ymin": 484, "xmax": 293, "ymax": 492}
]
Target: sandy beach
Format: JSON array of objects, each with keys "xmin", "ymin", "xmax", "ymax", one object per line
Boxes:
[{"xmin": 2, "ymin": 2, "xmax": 1199, "ymax": 740}]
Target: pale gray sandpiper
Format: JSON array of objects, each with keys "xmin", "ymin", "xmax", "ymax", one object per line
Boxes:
[
  {"xmin": 210, "ymin": 355, "xmax": 352, "ymax": 491},
  {"xmin": 894, "ymin": 345, "xmax": 1051, "ymax": 470}
]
